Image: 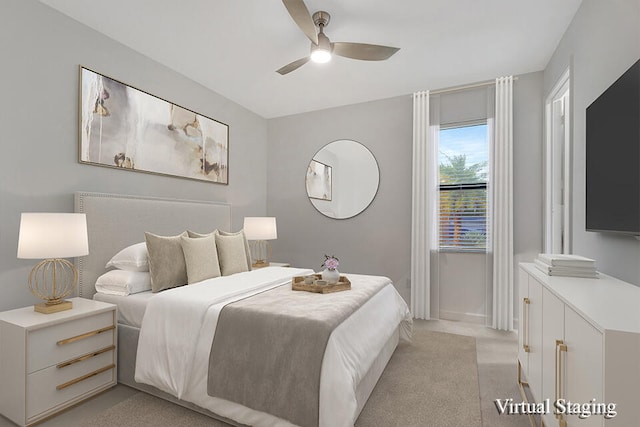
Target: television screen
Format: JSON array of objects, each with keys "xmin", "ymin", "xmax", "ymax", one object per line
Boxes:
[{"xmin": 585, "ymin": 59, "xmax": 640, "ymax": 235}]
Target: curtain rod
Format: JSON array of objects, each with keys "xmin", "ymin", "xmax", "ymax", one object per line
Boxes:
[{"xmin": 414, "ymin": 76, "xmax": 519, "ymax": 96}]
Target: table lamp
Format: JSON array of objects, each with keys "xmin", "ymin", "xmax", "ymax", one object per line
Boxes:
[
  {"xmin": 17, "ymin": 213, "xmax": 89, "ymax": 314},
  {"xmin": 243, "ymin": 217, "xmax": 277, "ymax": 268}
]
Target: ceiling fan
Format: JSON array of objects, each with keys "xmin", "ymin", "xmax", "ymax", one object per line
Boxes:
[{"xmin": 277, "ymin": 0, "xmax": 400, "ymax": 75}]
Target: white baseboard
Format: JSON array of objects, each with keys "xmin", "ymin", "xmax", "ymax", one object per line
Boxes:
[{"xmin": 438, "ymin": 310, "xmax": 488, "ymax": 325}]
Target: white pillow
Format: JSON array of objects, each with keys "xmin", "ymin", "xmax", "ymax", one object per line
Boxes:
[
  {"xmin": 95, "ymin": 270, "xmax": 152, "ymax": 296},
  {"xmin": 105, "ymin": 242, "xmax": 149, "ymax": 272}
]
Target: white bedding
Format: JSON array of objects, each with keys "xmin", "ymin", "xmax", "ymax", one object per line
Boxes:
[
  {"xmin": 135, "ymin": 266, "xmax": 412, "ymax": 427},
  {"xmin": 93, "ymin": 291, "xmax": 153, "ymax": 328}
]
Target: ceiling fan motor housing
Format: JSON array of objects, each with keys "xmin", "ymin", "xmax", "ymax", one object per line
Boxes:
[
  {"xmin": 312, "ymin": 11, "xmax": 330, "ymax": 28},
  {"xmin": 310, "ymin": 10, "xmax": 332, "ymax": 61},
  {"xmin": 312, "ymin": 32, "xmax": 332, "ymax": 52}
]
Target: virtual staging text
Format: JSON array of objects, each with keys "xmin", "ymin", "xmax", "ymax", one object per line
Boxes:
[{"xmin": 494, "ymin": 398, "xmax": 617, "ymax": 420}]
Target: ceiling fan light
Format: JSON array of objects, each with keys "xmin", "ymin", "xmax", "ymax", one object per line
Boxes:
[
  {"xmin": 310, "ymin": 30, "xmax": 332, "ymax": 63},
  {"xmin": 311, "ymin": 48, "xmax": 332, "ymax": 63}
]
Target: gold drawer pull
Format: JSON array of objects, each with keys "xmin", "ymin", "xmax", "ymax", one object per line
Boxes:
[
  {"xmin": 555, "ymin": 339, "xmax": 568, "ymax": 423},
  {"xmin": 57, "ymin": 325, "xmax": 115, "ymax": 346},
  {"xmin": 56, "ymin": 345, "xmax": 115, "ymax": 369},
  {"xmin": 56, "ymin": 364, "xmax": 115, "ymax": 390},
  {"xmin": 522, "ymin": 298, "xmax": 530, "ymax": 353}
]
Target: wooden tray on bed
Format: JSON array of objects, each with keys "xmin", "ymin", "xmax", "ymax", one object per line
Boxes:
[{"xmin": 292, "ymin": 274, "xmax": 351, "ymax": 294}]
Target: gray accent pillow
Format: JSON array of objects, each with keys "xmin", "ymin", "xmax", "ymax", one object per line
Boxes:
[
  {"xmin": 187, "ymin": 230, "xmax": 216, "ymax": 238},
  {"xmin": 215, "ymin": 231, "xmax": 250, "ymax": 276},
  {"xmin": 181, "ymin": 234, "xmax": 221, "ymax": 284},
  {"xmin": 188, "ymin": 229, "xmax": 252, "ymax": 271},
  {"xmin": 217, "ymin": 230, "xmax": 252, "ymax": 271},
  {"xmin": 145, "ymin": 231, "xmax": 188, "ymax": 293}
]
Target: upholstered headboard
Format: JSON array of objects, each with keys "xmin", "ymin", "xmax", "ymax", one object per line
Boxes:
[{"xmin": 74, "ymin": 192, "xmax": 231, "ymax": 299}]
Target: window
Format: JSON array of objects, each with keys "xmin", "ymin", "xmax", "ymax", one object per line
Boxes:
[{"xmin": 438, "ymin": 122, "xmax": 488, "ymax": 251}]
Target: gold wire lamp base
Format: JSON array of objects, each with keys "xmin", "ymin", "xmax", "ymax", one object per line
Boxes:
[
  {"xmin": 29, "ymin": 258, "xmax": 77, "ymax": 314},
  {"xmin": 34, "ymin": 300, "xmax": 73, "ymax": 314}
]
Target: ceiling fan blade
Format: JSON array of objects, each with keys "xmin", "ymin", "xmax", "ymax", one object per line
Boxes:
[
  {"xmin": 276, "ymin": 57, "xmax": 310, "ymax": 75},
  {"xmin": 282, "ymin": 0, "xmax": 318, "ymax": 45},
  {"xmin": 332, "ymin": 42, "xmax": 400, "ymax": 61}
]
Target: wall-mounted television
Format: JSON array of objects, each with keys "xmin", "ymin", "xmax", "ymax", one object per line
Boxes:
[{"xmin": 585, "ymin": 59, "xmax": 640, "ymax": 235}]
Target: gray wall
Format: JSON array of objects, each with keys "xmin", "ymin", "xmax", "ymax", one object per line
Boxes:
[
  {"xmin": 513, "ymin": 72, "xmax": 545, "ymax": 266},
  {"xmin": 544, "ymin": 0, "xmax": 640, "ymax": 285},
  {"xmin": 0, "ymin": 0, "xmax": 268, "ymax": 311},
  {"xmin": 267, "ymin": 96, "xmax": 414, "ymax": 302},
  {"xmin": 267, "ymin": 71, "xmax": 544, "ymax": 308}
]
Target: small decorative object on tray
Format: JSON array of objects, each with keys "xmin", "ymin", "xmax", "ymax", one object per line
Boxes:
[
  {"xmin": 320, "ymin": 254, "xmax": 340, "ymax": 284},
  {"xmin": 292, "ymin": 273, "xmax": 351, "ymax": 294}
]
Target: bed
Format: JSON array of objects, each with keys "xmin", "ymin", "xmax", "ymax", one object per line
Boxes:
[{"xmin": 74, "ymin": 191, "xmax": 412, "ymax": 427}]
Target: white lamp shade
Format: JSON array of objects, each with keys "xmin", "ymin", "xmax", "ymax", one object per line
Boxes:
[
  {"xmin": 243, "ymin": 217, "xmax": 277, "ymax": 240},
  {"xmin": 17, "ymin": 213, "xmax": 89, "ymax": 259}
]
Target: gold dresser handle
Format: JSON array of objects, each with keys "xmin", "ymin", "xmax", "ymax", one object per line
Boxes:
[
  {"xmin": 56, "ymin": 345, "xmax": 115, "ymax": 369},
  {"xmin": 56, "ymin": 364, "xmax": 115, "ymax": 390},
  {"xmin": 522, "ymin": 298, "xmax": 530, "ymax": 352},
  {"xmin": 56, "ymin": 325, "xmax": 115, "ymax": 346},
  {"xmin": 555, "ymin": 339, "xmax": 568, "ymax": 426}
]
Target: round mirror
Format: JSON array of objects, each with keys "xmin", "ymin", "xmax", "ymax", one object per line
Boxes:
[{"xmin": 305, "ymin": 140, "xmax": 380, "ymax": 219}]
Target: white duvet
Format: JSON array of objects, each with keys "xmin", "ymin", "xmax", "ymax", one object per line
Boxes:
[{"xmin": 135, "ymin": 267, "xmax": 412, "ymax": 427}]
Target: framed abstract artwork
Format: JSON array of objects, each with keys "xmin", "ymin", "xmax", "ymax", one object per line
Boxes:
[
  {"xmin": 79, "ymin": 67, "xmax": 229, "ymax": 184},
  {"xmin": 306, "ymin": 160, "xmax": 332, "ymax": 201}
]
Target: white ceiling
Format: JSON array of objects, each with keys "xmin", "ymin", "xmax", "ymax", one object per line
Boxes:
[{"xmin": 38, "ymin": 0, "xmax": 582, "ymax": 118}]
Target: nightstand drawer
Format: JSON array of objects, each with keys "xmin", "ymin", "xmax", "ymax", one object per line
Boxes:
[
  {"xmin": 26, "ymin": 347, "xmax": 115, "ymax": 419},
  {"xmin": 27, "ymin": 311, "xmax": 115, "ymax": 373}
]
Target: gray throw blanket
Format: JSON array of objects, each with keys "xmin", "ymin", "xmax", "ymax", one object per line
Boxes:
[{"xmin": 207, "ymin": 274, "xmax": 391, "ymax": 427}]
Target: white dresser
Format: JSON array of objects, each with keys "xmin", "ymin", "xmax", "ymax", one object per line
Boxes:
[
  {"xmin": 518, "ymin": 263, "xmax": 640, "ymax": 427},
  {"xmin": 0, "ymin": 298, "xmax": 117, "ymax": 426}
]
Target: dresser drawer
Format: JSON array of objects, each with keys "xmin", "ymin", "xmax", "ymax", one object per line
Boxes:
[
  {"xmin": 26, "ymin": 347, "xmax": 115, "ymax": 419},
  {"xmin": 27, "ymin": 311, "xmax": 114, "ymax": 373}
]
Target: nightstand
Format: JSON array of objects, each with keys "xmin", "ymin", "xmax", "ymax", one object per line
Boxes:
[
  {"xmin": 0, "ymin": 298, "xmax": 117, "ymax": 426},
  {"xmin": 269, "ymin": 262, "xmax": 291, "ymax": 267},
  {"xmin": 252, "ymin": 262, "xmax": 291, "ymax": 268}
]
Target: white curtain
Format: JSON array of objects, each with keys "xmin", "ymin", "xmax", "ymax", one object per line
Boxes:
[
  {"xmin": 491, "ymin": 76, "xmax": 514, "ymax": 330},
  {"xmin": 411, "ymin": 91, "xmax": 439, "ymax": 319}
]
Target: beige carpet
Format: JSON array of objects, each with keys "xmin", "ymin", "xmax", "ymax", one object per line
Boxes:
[
  {"xmin": 356, "ymin": 329, "xmax": 481, "ymax": 427},
  {"xmin": 79, "ymin": 330, "xmax": 481, "ymax": 427}
]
